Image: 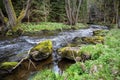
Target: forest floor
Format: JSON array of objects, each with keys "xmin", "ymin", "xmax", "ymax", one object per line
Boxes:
[{"xmin": 31, "ymin": 29, "xmax": 120, "ymax": 80}]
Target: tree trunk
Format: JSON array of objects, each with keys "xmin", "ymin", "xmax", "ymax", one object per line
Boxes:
[
  {"xmin": 65, "ymin": 0, "xmax": 72, "ymax": 25},
  {"xmin": 3, "ymin": 0, "xmax": 17, "ymax": 27},
  {"xmin": 65, "ymin": 0, "xmax": 82, "ymax": 25},
  {"xmin": 2, "ymin": 0, "xmax": 32, "ymax": 35},
  {"xmin": 75, "ymin": 0, "xmax": 82, "ymax": 24},
  {"xmin": 0, "ymin": 8, "xmax": 9, "ymax": 35},
  {"xmin": 116, "ymin": 1, "xmax": 120, "ymax": 28}
]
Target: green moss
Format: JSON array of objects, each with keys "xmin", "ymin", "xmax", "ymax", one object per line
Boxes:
[
  {"xmin": 82, "ymin": 36, "xmax": 104, "ymax": 44},
  {"xmin": 17, "ymin": 10, "xmax": 25, "ymax": 23},
  {"xmin": 31, "ymin": 40, "xmax": 52, "ymax": 54},
  {"xmin": 58, "ymin": 47, "xmax": 81, "ymax": 60},
  {"xmin": 0, "ymin": 62, "xmax": 18, "ymax": 69},
  {"xmin": 93, "ymin": 30, "xmax": 108, "ymax": 36},
  {"xmin": 4, "ymin": 17, "xmax": 8, "ymax": 23}
]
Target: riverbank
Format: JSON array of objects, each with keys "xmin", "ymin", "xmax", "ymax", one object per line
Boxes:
[
  {"xmin": 21, "ymin": 22, "xmax": 88, "ymax": 35},
  {"xmin": 31, "ymin": 29, "xmax": 120, "ymax": 80}
]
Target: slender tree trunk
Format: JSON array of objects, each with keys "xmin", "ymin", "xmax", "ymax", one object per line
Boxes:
[
  {"xmin": 116, "ymin": 1, "xmax": 120, "ymax": 28},
  {"xmin": 65, "ymin": 0, "xmax": 72, "ymax": 25},
  {"xmin": 65, "ymin": 0, "xmax": 82, "ymax": 25},
  {"xmin": 75, "ymin": 0, "xmax": 82, "ymax": 24}
]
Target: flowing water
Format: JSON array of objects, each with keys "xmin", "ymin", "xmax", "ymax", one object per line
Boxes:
[{"xmin": 0, "ymin": 25, "xmax": 108, "ymax": 80}]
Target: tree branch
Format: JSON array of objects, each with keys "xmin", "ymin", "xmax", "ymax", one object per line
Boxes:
[
  {"xmin": 17, "ymin": 0, "xmax": 32, "ymax": 23},
  {"xmin": 0, "ymin": 8, "xmax": 5, "ymax": 24}
]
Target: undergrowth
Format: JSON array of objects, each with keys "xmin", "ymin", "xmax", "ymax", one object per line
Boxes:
[
  {"xmin": 21, "ymin": 22, "xmax": 87, "ymax": 33},
  {"xmin": 31, "ymin": 29, "xmax": 120, "ymax": 80}
]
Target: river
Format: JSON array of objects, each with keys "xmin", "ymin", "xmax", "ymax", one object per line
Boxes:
[{"xmin": 0, "ymin": 25, "xmax": 108, "ymax": 80}]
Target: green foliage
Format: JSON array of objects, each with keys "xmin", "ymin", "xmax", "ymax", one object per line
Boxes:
[
  {"xmin": 21, "ymin": 22, "xmax": 71, "ymax": 33},
  {"xmin": 49, "ymin": 0, "xmax": 66, "ymax": 22},
  {"xmin": 105, "ymin": 29, "xmax": 120, "ymax": 48},
  {"xmin": 80, "ymin": 44, "xmax": 104, "ymax": 60},
  {"xmin": 12, "ymin": 0, "xmax": 24, "ymax": 17},
  {"xmin": 66, "ymin": 62, "xmax": 85, "ymax": 75},
  {"xmin": 32, "ymin": 70, "xmax": 57, "ymax": 80},
  {"xmin": 21, "ymin": 22, "xmax": 87, "ymax": 33},
  {"xmin": 32, "ymin": 29, "xmax": 120, "ymax": 80}
]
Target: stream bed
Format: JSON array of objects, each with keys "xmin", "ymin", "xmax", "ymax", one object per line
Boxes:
[{"xmin": 0, "ymin": 25, "xmax": 108, "ymax": 80}]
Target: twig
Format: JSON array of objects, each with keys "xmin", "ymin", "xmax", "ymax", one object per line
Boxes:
[
  {"xmin": 13, "ymin": 48, "xmax": 37, "ymax": 70},
  {"xmin": 28, "ymin": 59, "xmax": 37, "ymax": 69}
]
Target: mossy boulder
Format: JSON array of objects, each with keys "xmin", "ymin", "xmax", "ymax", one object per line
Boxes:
[
  {"xmin": 29, "ymin": 40, "xmax": 53, "ymax": 61},
  {"xmin": 0, "ymin": 62, "xmax": 18, "ymax": 70},
  {"xmin": 93, "ymin": 30, "xmax": 108, "ymax": 36},
  {"xmin": 58, "ymin": 47, "xmax": 81, "ymax": 60},
  {"xmin": 82, "ymin": 36, "xmax": 104, "ymax": 44}
]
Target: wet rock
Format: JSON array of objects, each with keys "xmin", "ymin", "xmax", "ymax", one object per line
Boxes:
[
  {"xmin": 0, "ymin": 62, "xmax": 18, "ymax": 70},
  {"xmin": 8, "ymin": 51, "xmax": 28, "ymax": 62},
  {"xmin": 29, "ymin": 40, "xmax": 53, "ymax": 61},
  {"xmin": 82, "ymin": 36, "xmax": 104, "ymax": 44},
  {"xmin": 0, "ymin": 62, "xmax": 18, "ymax": 77},
  {"xmin": 58, "ymin": 47, "xmax": 81, "ymax": 60},
  {"xmin": 89, "ymin": 25, "xmax": 108, "ymax": 29}
]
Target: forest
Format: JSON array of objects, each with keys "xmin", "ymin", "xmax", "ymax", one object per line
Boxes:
[{"xmin": 0, "ymin": 0, "xmax": 120, "ymax": 80}]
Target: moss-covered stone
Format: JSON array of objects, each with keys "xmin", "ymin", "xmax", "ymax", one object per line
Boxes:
[
  {"xmin": 0, "ymin": 62, "xmax": 18, "ymax": 69},
  {"xmin": 93, "ymin": 30, "xmax": 108, "ymax": 36},
  {"xmin": 82, "ymin": 36, "xmax": 104, "ymax": 44},
  {"xmin": 29, "ymin": 40, "xmax": 53, "ymax": 61},
  {"xmin": 58, "ymin": 47, "xmax": 81, "ymax": 60}
]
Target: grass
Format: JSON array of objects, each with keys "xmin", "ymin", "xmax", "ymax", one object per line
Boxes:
[
  {"xmin": 31, "ymin": 29, "xmax": 120, "ymax": 80},
  {"xmin": 80, "ymin": 44, "xmax": 104, "ymax": 60},
  {"xmin": 21, "ymin": 22, "xmax": 87, "ymax": 33}
]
